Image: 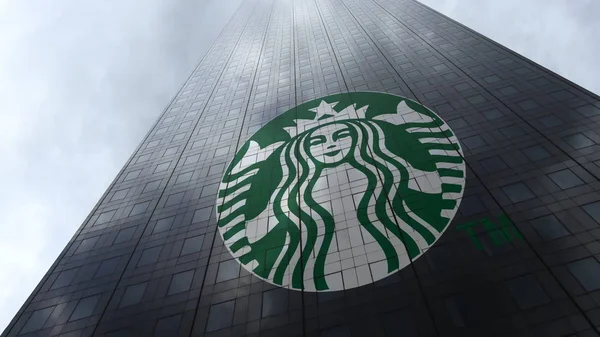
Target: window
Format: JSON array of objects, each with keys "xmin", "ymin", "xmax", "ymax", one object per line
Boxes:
[
  {"xmin": 110, "ymin": 188, "xmax": 129, "ymax": 202},
  {"xmin": 51, "ymin": 268, "xmax": 78, "ymax": 289},
  {"xmin": 500, "ymin": 125, "xmax": 525, "ymax": 138},
  {"xmin": 69, "ymin": 295, "xmax": 100, "ymax": 321},
  {"xmin": 184, "ymin": 154, "xmax": 200, "ymax": 165},
  {"xmin": 459, "ymin": 195, "xmax": 486, "ymax": 216},
  {"xmin": 20, "ymin": 306, "xmax": 55, "ymax": 334},
  {"xmin": 192, "ymin": 207, "xmax": 212, "ymax": 223},
  {"xmin": 448, "ymin": 117, "xmax": 469, "ymax": 129},
  {"xmin": 206, "ymin": 301, "xmax": 235, "ymax": 332},
  {"xmin": 216, "ymin": 260, "xmax": 240, "ymax": 283},
  {"xmin": 113, "ymin": 227, "xmax": 136, "ymax": 244},
  {"xmin": 538, "ymin": 115, "xmax": 563, "ymax": 128},
  {"xmin": 505, "ymin": 275, "xmax": 550, "ymax": 309},
  {"xmin": 583, "ymin": 201, "xmax": 600, "ymax": 224},
  {"xmin": 548, "ymin": 169, "xmax": 584, "ymax": 190},
  {"xmin": 95, "ymin": 210, "xmax": 116, "ymax": 225},
  {"xmin": 163, "ymin": 147, "xmax": 178, "ymax": 157},
  {"xmin": 563, "ymin": 133, "xmax": 594, "ymax": 149},
  {"xmin": 143, "ymin": 180, "xmax": 162, "ymax": 193},
  {"xmin": 175, "ymin": 171, "xmax": 193, "ymax": 185},
  {"xmin": 501, "ymin": 182, "xmax": 535, "ymax": 203},
  {"xmin": 154, "ymin": 127, "xmax": 168, "ymax": 135},
  {"xmin": 153, "ymin": 217, "xmax": 175, "ymax": 234},
  {"xmin": 154, "ymin": 162, "xmax": 171, "ymax": 173},
  {"xmin": 173, "ymin": 133, "xmax": 186, "ymax": 141},
  {"xmin": 74, "ymin": 264, "xmax": 99, "ymax": 283},
  {"xmin": 167, "ymin": 270, "xmax": 194, "ymax": 295},
  {"xmin": 208, "ymin": 163, "xmax": 225, "ymax": 176},
  {"xmin": 479, "ymin": 156, "xmax": 507, "ymax": 173},
  {"xmin": 123, "ymin": 169, "xmax": 141, "ymax": 181},
  {"xmin": 146, "ymin": 140, "xmax": 160, "ymax": 149},
  {"xmin": 75, "ymin": 236, "xmax": 99, "ymax": 254},
  {"xmin": 568, "ymin": 257, "xmax": 600, "ymax": 291},
  {"xmin": 498, "ymin": 86, "xmax": 518, "ymax": 96},
  {"xmin": 200, "ymin": 183, "xmax": 218, "ymax": 198},
  {"xmin": 576, "ymin": 104, "xmax": 600, "ymax": 117},
  {"xmin": 517, "ymin": 99, "xmax": 539, "ymax": 110},
  {"xmin": 119, "ymin": 282, "xmax": 147, "ymax": 308},
  {"xmin": 483, "ymin": 75, "xmax": 500, "ymax": 83},
  {"xmin": 522, "ymin": 145, "xmax": 550, "ymax": 161},
  {"xmin": 262, "ymin": 288, "xmax": 288, "ymax": 318},
  {"xmin": 214, "ymin": 146, "xmax": 230, "ymax": 157},
  {"xmin": 130, "ymin": 201, "xmax": 150, "ymax": 216},
  {"xmin": 180, "ymin": 235, "xmax": 205, "ymax": 256},
  {"xmin": 138, "ymin": 246, "xmax": 162, "ymax": 267},
  {"xmin": 466, "ymin": 94, "xmax": 485, "ymax": 105},
  {"xmin": 530, "ymin": 215, "xmax": 569, "ymax": 240},
  {"xmin": 135, "ymin": 154, "xmax": 151, "ymax": 164},
  {"xmin": 463, "ymin": 135, "xmax": 487, "ymax": 150},
  {"xmin": 165, "ymin": 192, "xmax": 185, "ymax": 207},
  {"xmin": 94, "ymin": 257, "xmax": 120, "ymax": 278},
  {"xmin": 481, "ymin": 108, "xmax": 503, "ymax": 121}
]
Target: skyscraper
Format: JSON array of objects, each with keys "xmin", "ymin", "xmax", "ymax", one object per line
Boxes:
[{"xmin": 4, "ymin": 0, "xmax": 600, "ymax": 336}]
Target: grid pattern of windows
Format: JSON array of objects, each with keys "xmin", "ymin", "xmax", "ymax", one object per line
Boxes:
[{"xmin": 3, "ymin": 0, "xmax": 600, "ymax": 336}]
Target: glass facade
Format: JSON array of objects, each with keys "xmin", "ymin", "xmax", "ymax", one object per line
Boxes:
[{"xmin": 4, "ymin": 0, "xmax": 600, "ymax": 336}]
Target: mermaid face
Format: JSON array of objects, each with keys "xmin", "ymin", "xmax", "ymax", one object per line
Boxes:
[{"xmin": 307, "ymin": 123, "xmax": 355, "ymax": 165}]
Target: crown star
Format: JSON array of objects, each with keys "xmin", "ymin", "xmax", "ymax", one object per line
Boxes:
[
  {"xmin": 309, "ymin": 100, "xmax": 338, "ymax": 120},
  {"xmin": 282, "ymin": 100, "xmax": 369, "ymax": 137}
]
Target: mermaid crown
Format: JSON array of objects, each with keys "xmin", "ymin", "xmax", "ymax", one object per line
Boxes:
[
  {"xmin": 282, "ymin": 100, "xmax": 368, "ymax": 138},
  {"xmin": 238, "ymin": 99, "xmax": 433, "ymax": 167}
]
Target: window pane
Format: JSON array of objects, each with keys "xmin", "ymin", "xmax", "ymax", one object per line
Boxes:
[
  {"xmin": 94, "ymin": 257, "xmax": 120, "ymax": 278},
  {"xmin": 20, "ymin": 306, "xmax": 55, "ymax": 334},
  {"xmin": 206, "ymin": 300, "xmax": 235, "ymax": 332},
  {"xmin": 262, "ymin": 288, "xmax": 288, "ymax": 318},
  {"xmin": 505, "ymin": 275, "xmax": 550, "ymax": 309},
  {"xmin": 530, "ymin": 215, "xmax": 569, "ymax": 240},
  {"xmin": 181, "ymin": 235, "xmax": 205, "ymax": 255},
  {"xmin": 51, "ymin": 268, "xmax": 78, "ymax": 289},
  {"xmin": 114, "ymin": 227, "xmax": 136, "ymax": 244},
  {"xmin": 138, "ymin": 246, "xmax": 162, "ymax": 267},
  {"xmin": 568, "ymin": 257, "xmax": 600, "ymax": 291},
  {"xmin": 153, "ymin": 217, "xmax": 175, "ymax": 234},
  {"xmin": 75, "ymin": 236, "xmax": 99, "ymax": 254},
  {"xmin": 216, "ymin": 259, "xmax": 240, "ymax": 283},
  {"xmin": 69, "ymin": 295, "xmax": 100, "ymax": 321},
  {"xmin": 119, "ymin": 283, "xmax": 147, "ymax": 308},
  {"xmin": 167, "ymin": 270, "xmax": 194, "ymax": 295}
]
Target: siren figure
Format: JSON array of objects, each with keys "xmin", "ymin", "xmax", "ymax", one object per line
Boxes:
[{"xmin": 216, "ymin": 96, "xmax": 465, "ymax": 291}]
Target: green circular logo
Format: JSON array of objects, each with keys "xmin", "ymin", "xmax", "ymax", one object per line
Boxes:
[{"xmin": 216, "ymin": 92, "xmax": 465, "ymax": 291}]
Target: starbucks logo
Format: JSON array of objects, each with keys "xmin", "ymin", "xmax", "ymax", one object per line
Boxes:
[{"xmin": 216, "ymin": 92, "xmax": 465, "ymax": 291}]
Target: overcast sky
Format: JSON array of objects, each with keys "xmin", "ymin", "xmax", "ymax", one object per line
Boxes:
[{"xmin": 0, "ymin": 0, "xmax": 598, "ymax": 332}]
